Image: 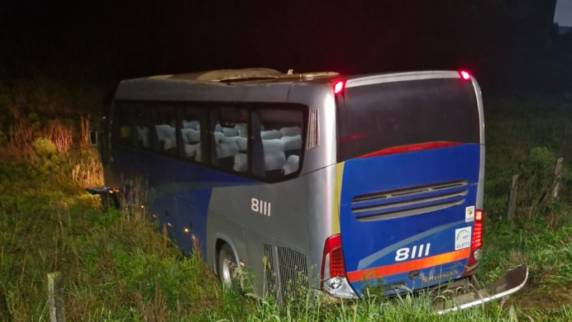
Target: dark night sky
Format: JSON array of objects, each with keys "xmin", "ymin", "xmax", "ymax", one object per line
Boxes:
[{"xmin": 0, "ymin": 0, "xmax": 568, "ymax": 92}]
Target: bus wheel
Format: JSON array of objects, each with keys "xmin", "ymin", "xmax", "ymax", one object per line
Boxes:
[{"xmin": 217, "ymin": 244, "xmax": 239, "ymax": 290}]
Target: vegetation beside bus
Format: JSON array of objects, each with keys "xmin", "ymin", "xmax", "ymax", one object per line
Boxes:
[{"xmin": 0, "ymin": 79, "xmax": 571, "ymax": 320}]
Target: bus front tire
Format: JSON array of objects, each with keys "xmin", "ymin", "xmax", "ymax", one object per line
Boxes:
[{"xmin": 217, "ymin": 244, "xmax": 239, "ymax": 290}]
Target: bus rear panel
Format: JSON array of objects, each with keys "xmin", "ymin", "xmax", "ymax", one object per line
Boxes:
[{"xmin": 321, "ymin": 72, "xmax": 484, "ymax": 297}]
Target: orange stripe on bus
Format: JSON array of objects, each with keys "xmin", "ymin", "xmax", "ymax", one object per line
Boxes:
[{"xmin": 347, "ymin": 248, "xmax": 470, "ymax": 282}]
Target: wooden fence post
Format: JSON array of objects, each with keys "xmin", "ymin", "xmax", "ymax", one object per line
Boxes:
[
  {"xmin": 162, "ymin": 224, "xmax": 169, "ymax": 249},
  {"xmin": 538, "ymin": 157, "xmax": 565, "ymax": 208},
  {"xmin": 47, "ymin": 272, "xmax": 65, "ymax": 322},
  {"xmin": 507, "ymin": 174, "xmax": 520, "ymax": 221},
  {"xmin": 550, "ymin": 158, "xmax": 564, "ymax": 201}
]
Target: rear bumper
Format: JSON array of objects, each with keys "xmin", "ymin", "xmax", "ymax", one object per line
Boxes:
[{"xmin": 434, "ymin": 265, "xmax": 528, "ymax": 314}]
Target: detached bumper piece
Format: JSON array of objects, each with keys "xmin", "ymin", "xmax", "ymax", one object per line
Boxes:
[
  {"xmin": 433, "ymin": 265, "xmax": 528, "ymax": 314},
  {"xmin": 86, "ymin": 186, "xmax": 120, "ymax": 209}
]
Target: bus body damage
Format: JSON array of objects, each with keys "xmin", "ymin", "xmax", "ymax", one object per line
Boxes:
[{"xmin": 434, "ymin": 265, "xmax": 528, "ymax": 314}]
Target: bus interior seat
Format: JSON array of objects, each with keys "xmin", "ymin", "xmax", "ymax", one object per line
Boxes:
[
  {"xmin": 183, "ymin": 120, "xmax": 200, "ymax": 130},
  {"xmin": 155, "ymin": 124, "xmax": 176, "ymax": 150},
  {"xmin": 215, "ymin": 135, "xmax": 240, "ymax": 170},
  {"xmin": 262, "ymin": 139, "xmax": 286, "ymax": 177},
  {"xmin": 214, "ymin": 131, "xmax": 225, "ymax": 143},
  {"xmin": 135, "ymin": 126, "xmax": 149, "ymax": 148},
  {"xmin": 280, "ymin": 126, "xmax": 301, "ymax": 137},
  {"xmin": 210, "ymin": 125, "xmax": 299, "ymax": 177},
  {"xmin": 261, "ymin": 129, "xmax": 282, "ymax": 140},
  {"xmin": 222, "ymin": 127, "xmax": 239, "ymax": 137},
  {"xmin": 218, "ymin": 136, "xmax": 247, "ymax": 172},
  {"xmin": 235, "ymin": 124, "xmax": 247, "ymax": 137},
  {"xmin": 236, "ymin": 137, "xmax": 247, "ymax": 151},
  {"xmin": 283, "ymin": 155, "xmax": 300, "ymax": 175},
  {"xmin": 181, "ymin": 128, "xmax": 200, "ymax": 144},
  {"xmin": 262, "ymin": 139, "xmax": 284, "ymax": 153},
  {"xmin": 220, "ymin": 136, "xmax": 247, "ymax": 152},
  {"xmin": 216, "ymin": 139, "xmax": 239, "ymax": 159},
  {"xmin": 233, "ymin": 153, "xmax": 247, "ymax": 172},
  {"xmin": 184, "ymin": 143, "xmax": 201, "ymax": 160},
  {"xmin": 265, "ymin": 152, "xmax": 286, "ymax": 171},
  {"xmin": 280, "ymin": 135, "xmax": 302, "ymax": 156}
]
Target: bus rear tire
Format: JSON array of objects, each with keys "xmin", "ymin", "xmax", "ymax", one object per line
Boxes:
[{"xmin": 217, "ymin": 244, "xmax": 239, "ymax": 290}]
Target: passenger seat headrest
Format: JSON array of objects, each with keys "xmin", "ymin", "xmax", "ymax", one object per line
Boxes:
[
  {"xmin": 281, "ymin": 135, "xmax": 302, "ymax": 151},
  {"xmin": 280, "ymin": 126, "xmax": 301, "ymax": 137},
  {"xmin": 183, "ymin": 120, "xmax": 200, "ymax": 130},
  {"xmin": 181, "ymin": 128, "xmax": 200, "ymax": 143},
  {"xmin": 261, "ymin": 130, "xmax": 282, "ymax": 140},
  {"xmin": 222, "ymin": 127, "xmax": 239, "ymax": 137},
  {"xmin": 262, "ymin": 139, "xmax": 285, "ymax": 153}
]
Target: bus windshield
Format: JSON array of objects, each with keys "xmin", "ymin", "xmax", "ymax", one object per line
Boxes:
[{"xmin": 337, "ymin": 78, "xmax": 480, "ymax": 161}]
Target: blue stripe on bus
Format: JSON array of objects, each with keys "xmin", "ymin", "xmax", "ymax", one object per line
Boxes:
[
  {"xmin": 113, "ymin": 148, "xmax": 256, "ymax": 256},
  {"xmin": 338, "ymin": 143, "xmax": 480, "ymax": 295}
]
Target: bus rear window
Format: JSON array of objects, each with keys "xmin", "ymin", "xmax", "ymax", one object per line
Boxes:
[{"xmin": 337, "ymin": 78, "xmax": 479, "ymax": 161}]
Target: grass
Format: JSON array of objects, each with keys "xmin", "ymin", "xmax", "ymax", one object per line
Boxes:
[
  {"xmin": 0, "ymin": 160, "xmax": 250, "ymax": 321},
  {"xmin": 0, "ymin": 94, "xmax": 572, "ymax": 321},
  {"xmin": 476, "ymin": 94, "xmax": 572, "ymax": 320}
]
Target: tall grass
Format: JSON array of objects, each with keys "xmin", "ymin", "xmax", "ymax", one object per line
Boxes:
[{"xmin": 0, "ymin": 161, "xmax": 231, "ymax": 321}]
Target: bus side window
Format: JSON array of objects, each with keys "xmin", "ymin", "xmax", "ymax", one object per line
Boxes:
[
  {"xmin": 181, "ymin": 106, "xmax": 204, "ymax": 163},
  {"xmin": 112, "ymin": 103, "xmax": 134, "ymax": 146},
  {"xmin": 210, "ymin": 107, "xmax": 249, "ymax": 173},
  {"xmin": 133, "ymin": 107, "xmax": 151, "ymax": 149},
  {"xmin": 152, "ymin": 106, "xmax": 179, "ymax": 156},
  {"xmin": 254, "ymin": 108, "xmax": 304, "ymax": 180}
]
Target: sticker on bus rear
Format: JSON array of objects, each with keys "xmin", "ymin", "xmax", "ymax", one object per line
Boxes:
[
  {"xmin": 465, "ymin": 206, "xmax": 475, "ymax": 222},
  {"xmin": 455, "ymin": 227, "xmax": 472, "ymax": 250}
]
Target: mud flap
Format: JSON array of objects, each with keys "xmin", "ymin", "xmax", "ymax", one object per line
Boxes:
[{"xmin": 434, "ymin": 265, "xmax": 528, "ymax": 314}]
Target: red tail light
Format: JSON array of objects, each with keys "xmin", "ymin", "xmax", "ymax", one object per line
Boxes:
[
  {"xmin": 468, "ymin": 209, "xmax": 484, "ymax": 266},
  {"xmin": 459, "ymin": 70, "xmax": 472, "ymax": 80},
  {"xmin": 321, "ymin": 234, "xmax": 346, "ymax": 282},
  {"xmin": 320, "ymin": 234, "xmax": 357, "ymax": 298},
  {"xmin": 333, "ymin": 80, "xmax": 346, "ymax": 94}
]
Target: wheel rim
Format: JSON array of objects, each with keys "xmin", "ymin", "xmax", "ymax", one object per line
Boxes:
[{"xmin": 220, "ymin": 257, "xmax": 235, "ymax": 288}]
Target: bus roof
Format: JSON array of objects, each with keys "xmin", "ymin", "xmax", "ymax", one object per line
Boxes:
[
  {"xmin": 123, "ymin": 68, "xmax": 339, "ymax": 86},
  {"xmin": 115, "ymin": 68, "xmax": 339, "ymax": 102},
  {"xmin": 114, "ymin": 68, "xmax": 466, "ymax": 103}
]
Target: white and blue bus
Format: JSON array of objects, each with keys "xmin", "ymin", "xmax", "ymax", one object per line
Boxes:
[{"xmin": 98, "ymin": 68, "xmax": 527, "ymax": 312}]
